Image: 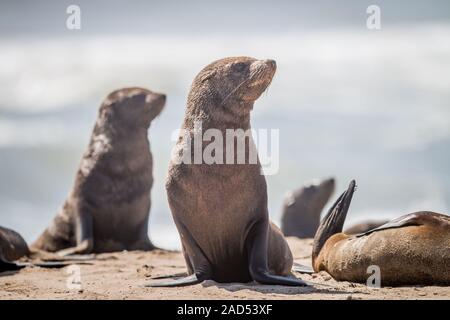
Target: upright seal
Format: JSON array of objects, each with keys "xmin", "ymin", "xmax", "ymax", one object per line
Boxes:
[
  {"xmin": 148, "ymin": 57, "xmax": 307, "ymax": 287},
  {"xmin": 33, "ymin": 88, "xmax": 166, "ymax": 255},
  {"xmin": 281, "ymin": 178, "xmax": 335, "ymax": 238},
  {"xmin": 312, "ymin": 180, "xmax": 450, "ymax": 286}
]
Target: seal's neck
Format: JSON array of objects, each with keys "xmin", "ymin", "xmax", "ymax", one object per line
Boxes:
[
  {"xmin": 91, "ymin": 123, "xmax": 149, "ymax": 156},
  {"xmin": 186, "ymin": 100, "xmax": 253, "ymax": 132}
]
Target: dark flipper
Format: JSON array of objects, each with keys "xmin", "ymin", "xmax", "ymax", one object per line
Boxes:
[
  {"xmin": 247, "ymin": 219, "xmax": 308, "ymax": 286},
  {"xmin": 144, "ymin": 273, "xmax": 205, "ymax": 287},
  {"xmin": 15, "ymin": 261, "xmax": 92, "ymax": 268},
  {"xmin": 0, "ymin": 259, "xmax": 24, "ymax": 272},
  {"xmin": 56, "ymin": 211, "xmax": 94, "ymax": 256},
  {"xmin": 144, "ymin": 216, "xmax": 213, "ymax": 287},
  {"xmin": 151, "ymin": 272, "xmax": 188, "ymax": 280},
  {"xmin": 1, "ymin": 259, "xmax": 91, "ymax": 272},
  {"xmin": 355, "ymin": 211, "xmax": 449, "ymax": 237},
  {"xmin": 292, "ymin": 262, "xmax": 314, "ymax": 274},
  {"xmin": 312, "ymin": 180, "xmax": 356, "ymax": 263}
]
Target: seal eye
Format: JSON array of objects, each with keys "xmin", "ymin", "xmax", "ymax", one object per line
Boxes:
[{"xmin": 232, "ymin": 62, "xmax": 247, "ymax": 73}]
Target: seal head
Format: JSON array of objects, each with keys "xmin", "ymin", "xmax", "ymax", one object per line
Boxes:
[{"xmin": 281, "ymin": 177, "xmax": 335, "ymax": 238}]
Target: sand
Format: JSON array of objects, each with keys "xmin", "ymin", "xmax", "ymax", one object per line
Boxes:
[{"xmin": 0, "ymin": 237, "xmax": 448, "ymax": 300}]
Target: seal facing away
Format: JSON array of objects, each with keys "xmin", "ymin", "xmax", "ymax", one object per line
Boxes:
[
  {"xmin": 147, "ymin": 57, "xmax": 307, "ymax": 287},
  {"xmin": 281, "ymin": 178, "xmax": 335, "ymax": 238},
  {"xmin": 32, "ymin": 87, "xmax": 166, "ymax": 255},
  {"xmin": 312, "ymin": 180, "xmax": 450, "ymax": 286}
]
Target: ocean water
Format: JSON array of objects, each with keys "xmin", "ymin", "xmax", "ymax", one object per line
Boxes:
[{"xmin": 1, "ymin": 24, "xmax": 449, "ymax": 250}]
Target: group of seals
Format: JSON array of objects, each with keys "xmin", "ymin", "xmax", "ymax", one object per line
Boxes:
[
  {"xmin": 312, "ymin": 180, "xmax": 450, "ymax": 286},
  {"xmin": 148, "ymin": 57, "xmax": 307, "ymax": 287},
  {"xmin": 6, "ymin": 57, "xmax": 449, "ymax": 289},
  {"xmin": 32, "ymin": 88, "xmax": 166, "ymax": 255}
]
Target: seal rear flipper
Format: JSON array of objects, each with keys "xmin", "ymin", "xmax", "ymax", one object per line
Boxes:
[
  {"xmin": 292, "ymin": 262, "xmax": 314, "ymax": 274},
  {"xmin": 144, "ymin": 273, "xmax": 207, "ymax": 287},
  {"xmin": 312, "ymin": 180, "xmax": 356, "ymax": 264}
]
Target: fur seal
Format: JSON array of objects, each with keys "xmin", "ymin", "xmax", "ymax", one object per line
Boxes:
[
  {"xmin": 0, "ymin": 226, "xmax": 30, "ymax": 270},
  {"xmin": 147, "ymin": 57, "xmax": 307, "ymax": 287},
  {"xmin": 32, "ymin": 87, "xmax": 166, "ymax": 255},
  {"xmin": 281, "ymin": 178, "xmax": 335, "ymax": 238},
  {"xmin": 312, "ymin": 180, "xmax": 450, "ymax": 286},
  {"xmin": 344, "ymin": 219, "xmax": 388, "ymax": 234},
  {"xmin": 1, "ymin": 226, "xmax": 92, "ymax": 272}
]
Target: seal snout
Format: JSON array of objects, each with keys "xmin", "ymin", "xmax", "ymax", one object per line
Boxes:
[
  {"xmin": 247, "ymin": 58, "xmax": 277, "ymax": 91},
  {"xmin": 263, "ymin": 59, "xmax": 277, "ymax": 70},
  {"xmin": 146, "ymin": 92, "xmax": 166, "ymax": 106}
]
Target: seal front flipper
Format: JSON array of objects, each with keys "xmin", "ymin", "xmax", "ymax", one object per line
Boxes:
[
  {"xmin": 312, "ymin": 180, "xmax": 356, "ymax": 262},
  {"xmin": 354, "ymin": 211, "xmax": 446, "ymax": 237},
  {"xmin": 144, "ymin": 273, "xmax": 207, "ymax": 287},
  {"xmin": 247, "ymin": 220, "xmax": 308, "ymax": 286},
  {"xmin": 144, "ymin": 218, "xmax": 212, "ymax": 287},
  {"xmin": 15, "ymin": 261, "xmax": 92, "ymax": 269},
  {"xmin": 0, "ymin": 258, "xmax": 24, "ymax": 272},
  {"xmin": 151, "ymin": 272, "xmax": 187, "ymax": 280},
  {"xmin": 57, "ymin": 211, "xmax": 93, "ymax": 256},
  {"xmin": 292, "ymin": 262, "xmax": 314, "ymax": 274}
]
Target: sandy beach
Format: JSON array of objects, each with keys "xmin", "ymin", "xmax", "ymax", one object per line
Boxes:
[{"xmin": 1, "ymin": 237, "xmax": 448, "ymax": 300}]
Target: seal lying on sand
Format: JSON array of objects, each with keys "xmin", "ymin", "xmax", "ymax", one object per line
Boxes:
[
  {"xmin": 312, "ymin": 180, "xmax": 450, "ymax": 286},
  {"xmin": 0, "ymin": 226, "xmax": 29, "ymax": 270},
  {"xmin": 281, "ymin": 178, "xmax": 335, "ymax": 238},
  {"xmin": 344, "ymin": 220, "xmax": 388, "ymax": 234},
  {"xmin": 147, "ymin": 57, "xmax": 307, "ymax": 287},
  {"xmin": 32, "ymin": 87, "xmax": 166, "ymax": 255},
  {"xmin": 1, "ymin": 226, "xmax": 91, "ymax": 272}
]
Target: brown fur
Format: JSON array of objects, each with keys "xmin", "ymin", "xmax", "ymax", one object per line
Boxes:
[
  {"xmin": 165, "ymin": 57, "xmax": 304, "ymax": 285},
  {"xmin": 314, "ymin": 212, "xmax": 450, "ymax": 286},
  {"xmin": 0, "ymin": 226, "xmax": 30, "ymax": 262},
  {"xmin": 32, "ymin": 87, "xmax": 166, "ymax": 254}
]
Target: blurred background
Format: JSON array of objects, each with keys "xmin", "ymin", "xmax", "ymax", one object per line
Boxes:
[{"xmin": 0, "ymin": 0, "xmax": 449, "ymax": 249}]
